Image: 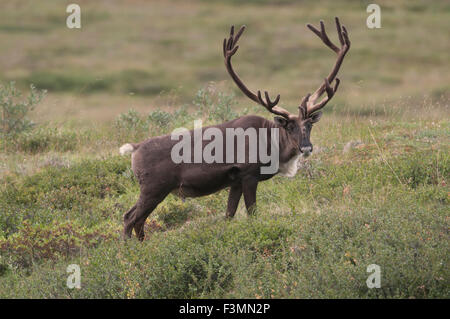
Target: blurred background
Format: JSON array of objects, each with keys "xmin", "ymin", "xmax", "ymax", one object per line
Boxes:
[{"xmin": 0, "ymin": 0, "xmax": 448, "ymax": 124}]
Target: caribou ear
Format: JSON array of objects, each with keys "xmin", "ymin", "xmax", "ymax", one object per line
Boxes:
[
  {"xmin": 310, "ymin": 111, "xmax": 323, "ymax": 123},
  {"xmin": 274, "ymin": 116, "xmax": 288, "ymax": 127}
]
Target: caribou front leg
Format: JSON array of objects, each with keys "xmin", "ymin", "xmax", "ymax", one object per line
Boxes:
[
  {"xmin": 242, "ymin": 177, "xmax": 258, "ymax": 216},
  {"xmin": 226, "ymin": 183, "xmax": 242, "ymax": 219}
]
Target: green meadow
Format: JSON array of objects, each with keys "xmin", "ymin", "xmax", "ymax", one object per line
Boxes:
[{"xmin": 0, "ymin": 0, "xmax": 448, "ymax": 298}]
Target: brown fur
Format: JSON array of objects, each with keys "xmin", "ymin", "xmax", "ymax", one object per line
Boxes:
[{"xmin": 123, "ymin": 114, "xmax": 317, "ymax": 240}]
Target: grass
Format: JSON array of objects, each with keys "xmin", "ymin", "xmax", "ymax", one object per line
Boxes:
[
  {"xmin": 0, "ymin": 101, "xmax": 448, "ymax": 298},
  {"xmin": 0, "ymin": 0, "xmax": 449, "ymax": 298}
]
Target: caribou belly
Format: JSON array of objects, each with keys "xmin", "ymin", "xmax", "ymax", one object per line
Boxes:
[{"xmin": 278, "ymin": 154, "xmax": 301, "ymax": 177}]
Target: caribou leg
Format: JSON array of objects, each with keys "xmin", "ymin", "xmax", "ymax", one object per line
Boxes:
[
  {"xmin": 242, "ymin": 177, "xmax": 258, "ymax": 216},
  {"xmin": 226, "ymin": 183, "xmax": 242, "ymax": 218}
]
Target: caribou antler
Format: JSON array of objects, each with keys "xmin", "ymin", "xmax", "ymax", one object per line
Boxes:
[
  {"xmin": 223, "ymin": 25, "xmax": 293, "ymax": 120},
  {"xmin": 222, "ymin": 18, "xmax": 350, "ymax": 120},
  {"xmin": 300, "ymin": 17, "xmax": 350, "ymax": 116}
]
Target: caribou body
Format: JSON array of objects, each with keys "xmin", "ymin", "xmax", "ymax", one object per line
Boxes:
[{"xmin": 121, "ymin": 18, "xmax": 350, "ymax": 240}]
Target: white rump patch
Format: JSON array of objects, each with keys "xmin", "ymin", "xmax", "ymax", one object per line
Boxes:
[
  {"xmin": 278, "ymin": 154, "xmax": 301, "ymax": 177},
  {"xmin": 119, "ymin": 143, "xmax": 134, "ymax": 155}
]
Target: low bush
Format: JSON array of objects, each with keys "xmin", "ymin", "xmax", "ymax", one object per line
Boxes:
[
  {"xmin": 0, "ymin": 220, "xmax": 118, "ymax": 268},
  {"xmin": 0, "ymin": 156, "xmax": 135, "ymax": 237},
  {"xmin": 0, "ymin": 81, "xmax": 46, "ymax": 137}
]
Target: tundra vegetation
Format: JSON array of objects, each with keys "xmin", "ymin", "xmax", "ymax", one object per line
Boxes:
[{"xmin": 0, "ymin": 0, "xmax": 449, "ymax": 298}]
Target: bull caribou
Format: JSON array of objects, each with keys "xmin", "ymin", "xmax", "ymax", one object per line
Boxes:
[{"xmin": 120, "ymin": 18, "xmax": 350, "ymax": 240}]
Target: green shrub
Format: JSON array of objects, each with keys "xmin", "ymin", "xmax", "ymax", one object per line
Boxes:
[
  {"xmin": 0, "ymin": 81, "xmax": 46, "ymax": 137},
  {"xmin": 192, "ymin": 86, "xmax": 240, "ymax": 122},
  {"xmin": 115, "ymin": 109, "xmax": 147, "ymax": 132},
  {"xmin": 147, "ymin": 109, "xmax": 174, "ymax": 130},
  {"xmin": 114, "ymin": 109, "xmax": 149, "ymax": 142}
]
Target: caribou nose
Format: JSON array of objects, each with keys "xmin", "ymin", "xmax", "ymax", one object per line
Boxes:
[{"xmin": 300, "ymin": 146, "xmax": 312, "ymax": 154}]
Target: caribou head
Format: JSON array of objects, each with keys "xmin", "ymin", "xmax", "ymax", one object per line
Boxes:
[{"xmin": 223, "ymin": 17, "xmax": 351, "ymax": 157}]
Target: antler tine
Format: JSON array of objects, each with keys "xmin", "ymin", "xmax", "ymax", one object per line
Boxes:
[
  {"xmin": 223, "ymin": 25, "xmax": 293, "ymax": 119},
  {"xmin": 255, "ymin": 90, "xmax": 288, "ymax": 118},
  {"xmin": 233, "ymin": 25, "xmax": 245, "ymax": 46},
  {"xmin": 307, "ymin": 20, "xmax": 339, "ymax": 53},
  {"xmin": 335, "ymin": 17, "xmax": 344, "ymax": 46},
  {"xmin": 257, "ymin": 90, "xmax": 281, "ymax": 108},
  {"xmin": 298, "ymin": 93, "xmax": 311, "ymax": 119}
]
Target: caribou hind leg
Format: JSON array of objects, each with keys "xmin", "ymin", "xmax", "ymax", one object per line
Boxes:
[
  {"xmin": 123, "ymin": 204, "xmax": 137, "ymax": 238},
  {"xmin": 132, "ymin": 189, "xmax": 170, "ymax": 241},
  {"xmin": 123, "ymin": 182, "xmax": 170, "ymax": 241}
]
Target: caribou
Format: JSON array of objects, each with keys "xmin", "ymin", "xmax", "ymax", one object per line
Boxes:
[{"xmin": 120, "ymin": 17, "xmax": 350, "ymax": 240}]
